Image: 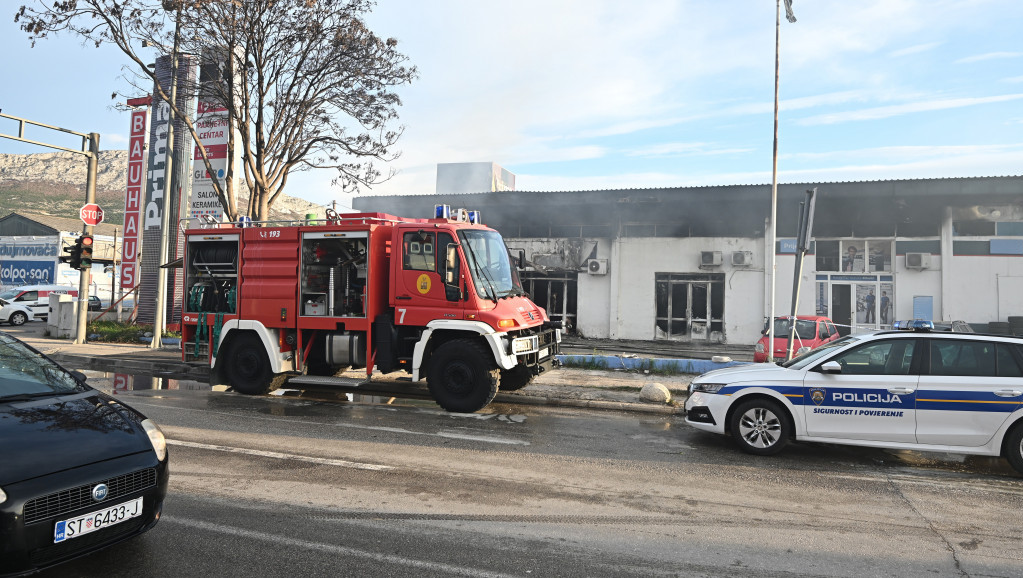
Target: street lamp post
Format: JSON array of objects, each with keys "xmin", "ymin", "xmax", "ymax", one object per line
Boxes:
[
  {"xmin": 150, "ymin": 4, "xmax": 183, "ymax": 349},
  {"xmin": 767, "ymin": 0, "xmax": 797, "ymax": 362}
]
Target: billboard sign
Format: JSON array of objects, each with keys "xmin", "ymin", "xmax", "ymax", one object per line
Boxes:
[
  {"xmin": 121, "ymin": 107, "xmax": 148, "ymax": 289},
  {"xmin": 188, "ymin": 51, "xmax": 235, "ymax": 222},
  {"xmin": 0, "ymin": 239, "xmax": 58, "ymax": 286}
]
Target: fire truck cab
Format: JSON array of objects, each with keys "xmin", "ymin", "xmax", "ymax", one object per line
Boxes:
[{"xmin": 181, "ymin": 208, "xmax": 560, "ymax": 413}]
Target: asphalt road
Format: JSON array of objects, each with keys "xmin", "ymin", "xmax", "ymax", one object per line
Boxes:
[{"xmin": 31, "ymin": 373, "xmax": 1023, "ymax": 578}]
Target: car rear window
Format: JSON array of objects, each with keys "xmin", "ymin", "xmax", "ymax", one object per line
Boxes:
[
  {"xmin": 772, "ymin": 319, "xmax": 817, "ymax": 339},
  {"xmin": 929, "ymin": 340, "xmax": 1001, "ymax": 377},
  {"xmin": 996, "ymin": 344, "xmax": 1023, "ymax": 377}
]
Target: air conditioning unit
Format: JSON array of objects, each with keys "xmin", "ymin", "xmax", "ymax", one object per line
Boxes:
[
  {"xmin": 905, "ymin": 252, "xmax": 931, "ymax": 269},
  {"xmin": 731, "ymin": 251, "xmax": 753, "ymax": 266},
  {"xmin": 700, "ymin": 251, "xmax": 722, "ymax": 268},
  {"xmin": 586, "ymin": 258, "xmax": 608, "ymax": 275}
]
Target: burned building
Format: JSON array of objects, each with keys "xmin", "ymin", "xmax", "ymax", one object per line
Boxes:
[{"xmin": 353, "ymin": 176, "xmax": 1023, "ymax": 345}]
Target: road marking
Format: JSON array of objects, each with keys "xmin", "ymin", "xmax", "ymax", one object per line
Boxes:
[
  {"xmin": 167, "ymin": 439, "xmax": 393, "ymax": 471},
  {"xmin": 436, "ymin": 432, "xmax": 529, "ymax": 445},
  {"xmin": 165, "ymin": 517, "xmax": 520, "ymax": 578}
]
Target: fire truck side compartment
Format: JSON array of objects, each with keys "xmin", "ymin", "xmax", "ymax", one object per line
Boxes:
[{"xmin": 240, "ymin": 228, "xmax": 300, "ymax": 323}]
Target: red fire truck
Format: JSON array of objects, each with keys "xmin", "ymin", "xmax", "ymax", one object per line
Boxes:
[{"xmin": 180, "ymin": 207, "xmax": 561, "ymax": 412}]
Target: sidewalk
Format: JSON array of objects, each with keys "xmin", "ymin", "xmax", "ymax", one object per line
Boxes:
[{"xmin": 17, "ymin": 333, "xmax": 746, "ymax": 415}]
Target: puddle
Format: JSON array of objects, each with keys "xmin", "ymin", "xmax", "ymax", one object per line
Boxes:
[{"xmin": 84, "ymin": 371, "xmax": 211, "ymax": 393}]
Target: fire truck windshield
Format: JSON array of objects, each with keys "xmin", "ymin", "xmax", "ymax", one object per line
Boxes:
[{"xmin": 458, "ymin": 229, "xmax": 524, "ymax": 301}]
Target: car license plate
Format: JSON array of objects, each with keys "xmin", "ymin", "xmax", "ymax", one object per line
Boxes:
[
  {"xmin": 539, "ymin": 347, "xmax": 550, "ymax": 359},
  {"xmin": 54, "ymin": 497, "xmax": 143, "ymax": 543}
]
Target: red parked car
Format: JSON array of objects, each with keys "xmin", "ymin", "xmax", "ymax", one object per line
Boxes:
[{"xmin": 754, "ymin": 315, "xmax": 840, "ymax": 362}]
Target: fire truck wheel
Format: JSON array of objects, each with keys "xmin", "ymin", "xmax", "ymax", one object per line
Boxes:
[
  {"xmin": 498, "ymin": 365, "xmax": 534, "ymax": 391},
  {"xmin": 223, "ymin": 334, "xmax": 286, "ymax": 395},
  {"xmin": 427, "ymin": 339, "xmax": 500, "ymax": 413}
]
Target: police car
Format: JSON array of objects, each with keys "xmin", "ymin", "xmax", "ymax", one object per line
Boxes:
[{"xmin": 684, "ymin": 324, "xmax": 1023, "ymax": 474}]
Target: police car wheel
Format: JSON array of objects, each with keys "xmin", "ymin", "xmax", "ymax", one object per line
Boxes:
[
  {"xmin": 729, "ymin": 399, "xmax": 791, "ymax": 456},
  {"xmin": 1005, "ymin": 424, "xmax": 1023, "ymax": 475}
]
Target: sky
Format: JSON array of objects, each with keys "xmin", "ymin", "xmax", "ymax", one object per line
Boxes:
[{"xmin": 2, "ymin": 0, "xmax": 1022, "ymax": 212}]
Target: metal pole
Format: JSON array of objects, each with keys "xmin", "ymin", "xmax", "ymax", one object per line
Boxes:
[
  {"xmin": 768, "ymin": 0, "xmax": 782, "ymax": 362},
  {"xmin": 111, "ymin": 227, "xmax": 118, "ymax": 314},
  {"xmin": 74, "ymin": 133, "xmax": 100, "ymax": 344},
  {"xmin": 786, "ymin": 248, "xmax": 806, "ymax": 360},
  {"xmin": 151, "ymin": 8, "xmax": 182, "ymax": 349}
]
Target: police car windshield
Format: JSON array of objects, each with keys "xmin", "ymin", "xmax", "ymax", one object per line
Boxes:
[{"xmin": 781, "ymin": 335, "xmax": 859, "ymax": 369}]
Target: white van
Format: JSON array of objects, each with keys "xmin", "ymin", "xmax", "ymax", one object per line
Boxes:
[{"xmin": 0, "ymin": 284, "xmax": 78, "ymax": 320}]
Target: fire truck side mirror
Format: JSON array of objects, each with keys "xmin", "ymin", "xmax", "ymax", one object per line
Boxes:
[
  {"xmin": 517, "ymin": 249, "xmax": 526, "ymax": 269},
  {"xmin": 444, "ymin": 243, "xmax": 463, "ymax": 302},
  {"xmin": 444, "ymin": 244, "xmax": 459, "ymax": 285}
]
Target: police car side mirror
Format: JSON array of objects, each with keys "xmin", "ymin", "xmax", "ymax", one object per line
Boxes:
[{"xmin": 821, "ymin": 361, "xmax": 842, "ymax": 374}]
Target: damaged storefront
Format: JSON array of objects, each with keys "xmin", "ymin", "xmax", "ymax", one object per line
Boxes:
[{"xmin": 354, "ymin": 176, "xmax": 1023, "ymax": 346}]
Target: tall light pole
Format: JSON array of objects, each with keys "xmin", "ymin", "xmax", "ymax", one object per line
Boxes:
[
  {"xmin": 151, "ymin": 2, "xmax": 183, "ymax": 349},
  {"xmin": 768, "ymin": 0, "xmax": 797, "ymax": 362}
]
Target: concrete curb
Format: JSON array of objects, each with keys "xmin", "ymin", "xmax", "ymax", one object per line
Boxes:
[{"xmin": 494, "ymin": 392, "xmax": 684, "ymax": 415}]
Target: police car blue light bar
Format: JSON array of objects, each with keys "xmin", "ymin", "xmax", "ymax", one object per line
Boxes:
[
  {"xmin": 893, "ymin": 319, "xmax": 934, "ymax": 331},
  {"xmin": 434, "ymin": 204, "xmax": 451, "ymax": 219}
]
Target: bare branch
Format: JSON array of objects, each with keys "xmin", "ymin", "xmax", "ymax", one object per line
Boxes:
[{"xmin": 16, "ymin": 0, "xmax": 417, "ymax": 220}]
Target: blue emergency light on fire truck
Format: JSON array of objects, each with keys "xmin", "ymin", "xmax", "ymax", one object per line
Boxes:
[{"xmin": 180, "ymin": 206, "xmax": 561, "ymax": 413}]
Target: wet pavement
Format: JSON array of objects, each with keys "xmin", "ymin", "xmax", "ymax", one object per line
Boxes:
[{"xmin": 4, "ymin": 323, "xmax": 711, "ymax": 414}]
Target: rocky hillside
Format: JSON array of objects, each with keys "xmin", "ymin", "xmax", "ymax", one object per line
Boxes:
[{"xmin": 0, "ymin": 151, "xmax": 325, "ymax": 222}]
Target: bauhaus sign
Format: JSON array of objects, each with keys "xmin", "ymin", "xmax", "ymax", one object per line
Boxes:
[{"xmin": 121, "ymin": 108, "xmax": 148, "ymax": 289}]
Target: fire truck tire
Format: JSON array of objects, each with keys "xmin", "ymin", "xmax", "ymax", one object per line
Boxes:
[
  {"xmin": 498, "ymin": 365, "xmax": 534, "ymax": 391},
  {"xmin": 223, "ymin": 334, "xmax": 286, "ymax": 395},
  {"xmin": 427, "ymin": 339, "xmax": 500, "ymax": 413}
]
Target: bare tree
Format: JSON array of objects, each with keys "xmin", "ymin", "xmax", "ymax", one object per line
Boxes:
[{"xmin": 16, "ymin": 0, "xmax": 417, "ymax": 221}]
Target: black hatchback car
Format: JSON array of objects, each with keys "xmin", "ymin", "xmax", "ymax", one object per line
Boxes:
[{"xmin": 0, "ymin": 331, "xmax": 169, "ymax": 576}]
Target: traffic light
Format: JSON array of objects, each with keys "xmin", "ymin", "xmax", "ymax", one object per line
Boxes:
[
  {"xmin": 79, "ymin": 235, "xmax": 94, "ymax": 270},
  {"xmin": 65, "ymin": 238, "xmax": 83, "ymax": 270}
]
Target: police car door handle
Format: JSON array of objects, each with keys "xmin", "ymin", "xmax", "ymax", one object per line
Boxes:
[
  {"xmin": 887, "ymin": 387, "xmax": 915, "ymax": 395},
  {"xmin": 994, "ymin": 389, "xmax": 1022, "ymax": 397}
]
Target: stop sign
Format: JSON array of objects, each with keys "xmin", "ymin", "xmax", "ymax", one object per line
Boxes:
[{"xmin": 80, "ymin": 203, "xmax": 104, "ymax": 226}]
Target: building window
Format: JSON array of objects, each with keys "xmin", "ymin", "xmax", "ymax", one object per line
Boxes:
[
  {"xmin": 818, "ymin": 240, "xmax": 892, "ymax": 272},
  {"xmin": 953, "ymin": 221, "xmax": 997, "ymax": 236},
  {"xmin": 816, "ymin": 240, "xmax": 839, "ymax": 271},
  {"xmin": 521, "ymin": 273, "xmax": 577, "ymax": 333},
  {"xmin": 654, "ymin": 273, "xmax": 725, "ymax": 342}
]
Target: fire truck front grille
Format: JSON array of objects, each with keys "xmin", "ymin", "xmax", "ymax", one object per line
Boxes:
[
  {"xmin": 519, "ymin": 309, "xmax": 541, "ymax": 323},
  {"xmin": 537, "ymin": 330, "xmax": 556, "ymax": 348}
]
